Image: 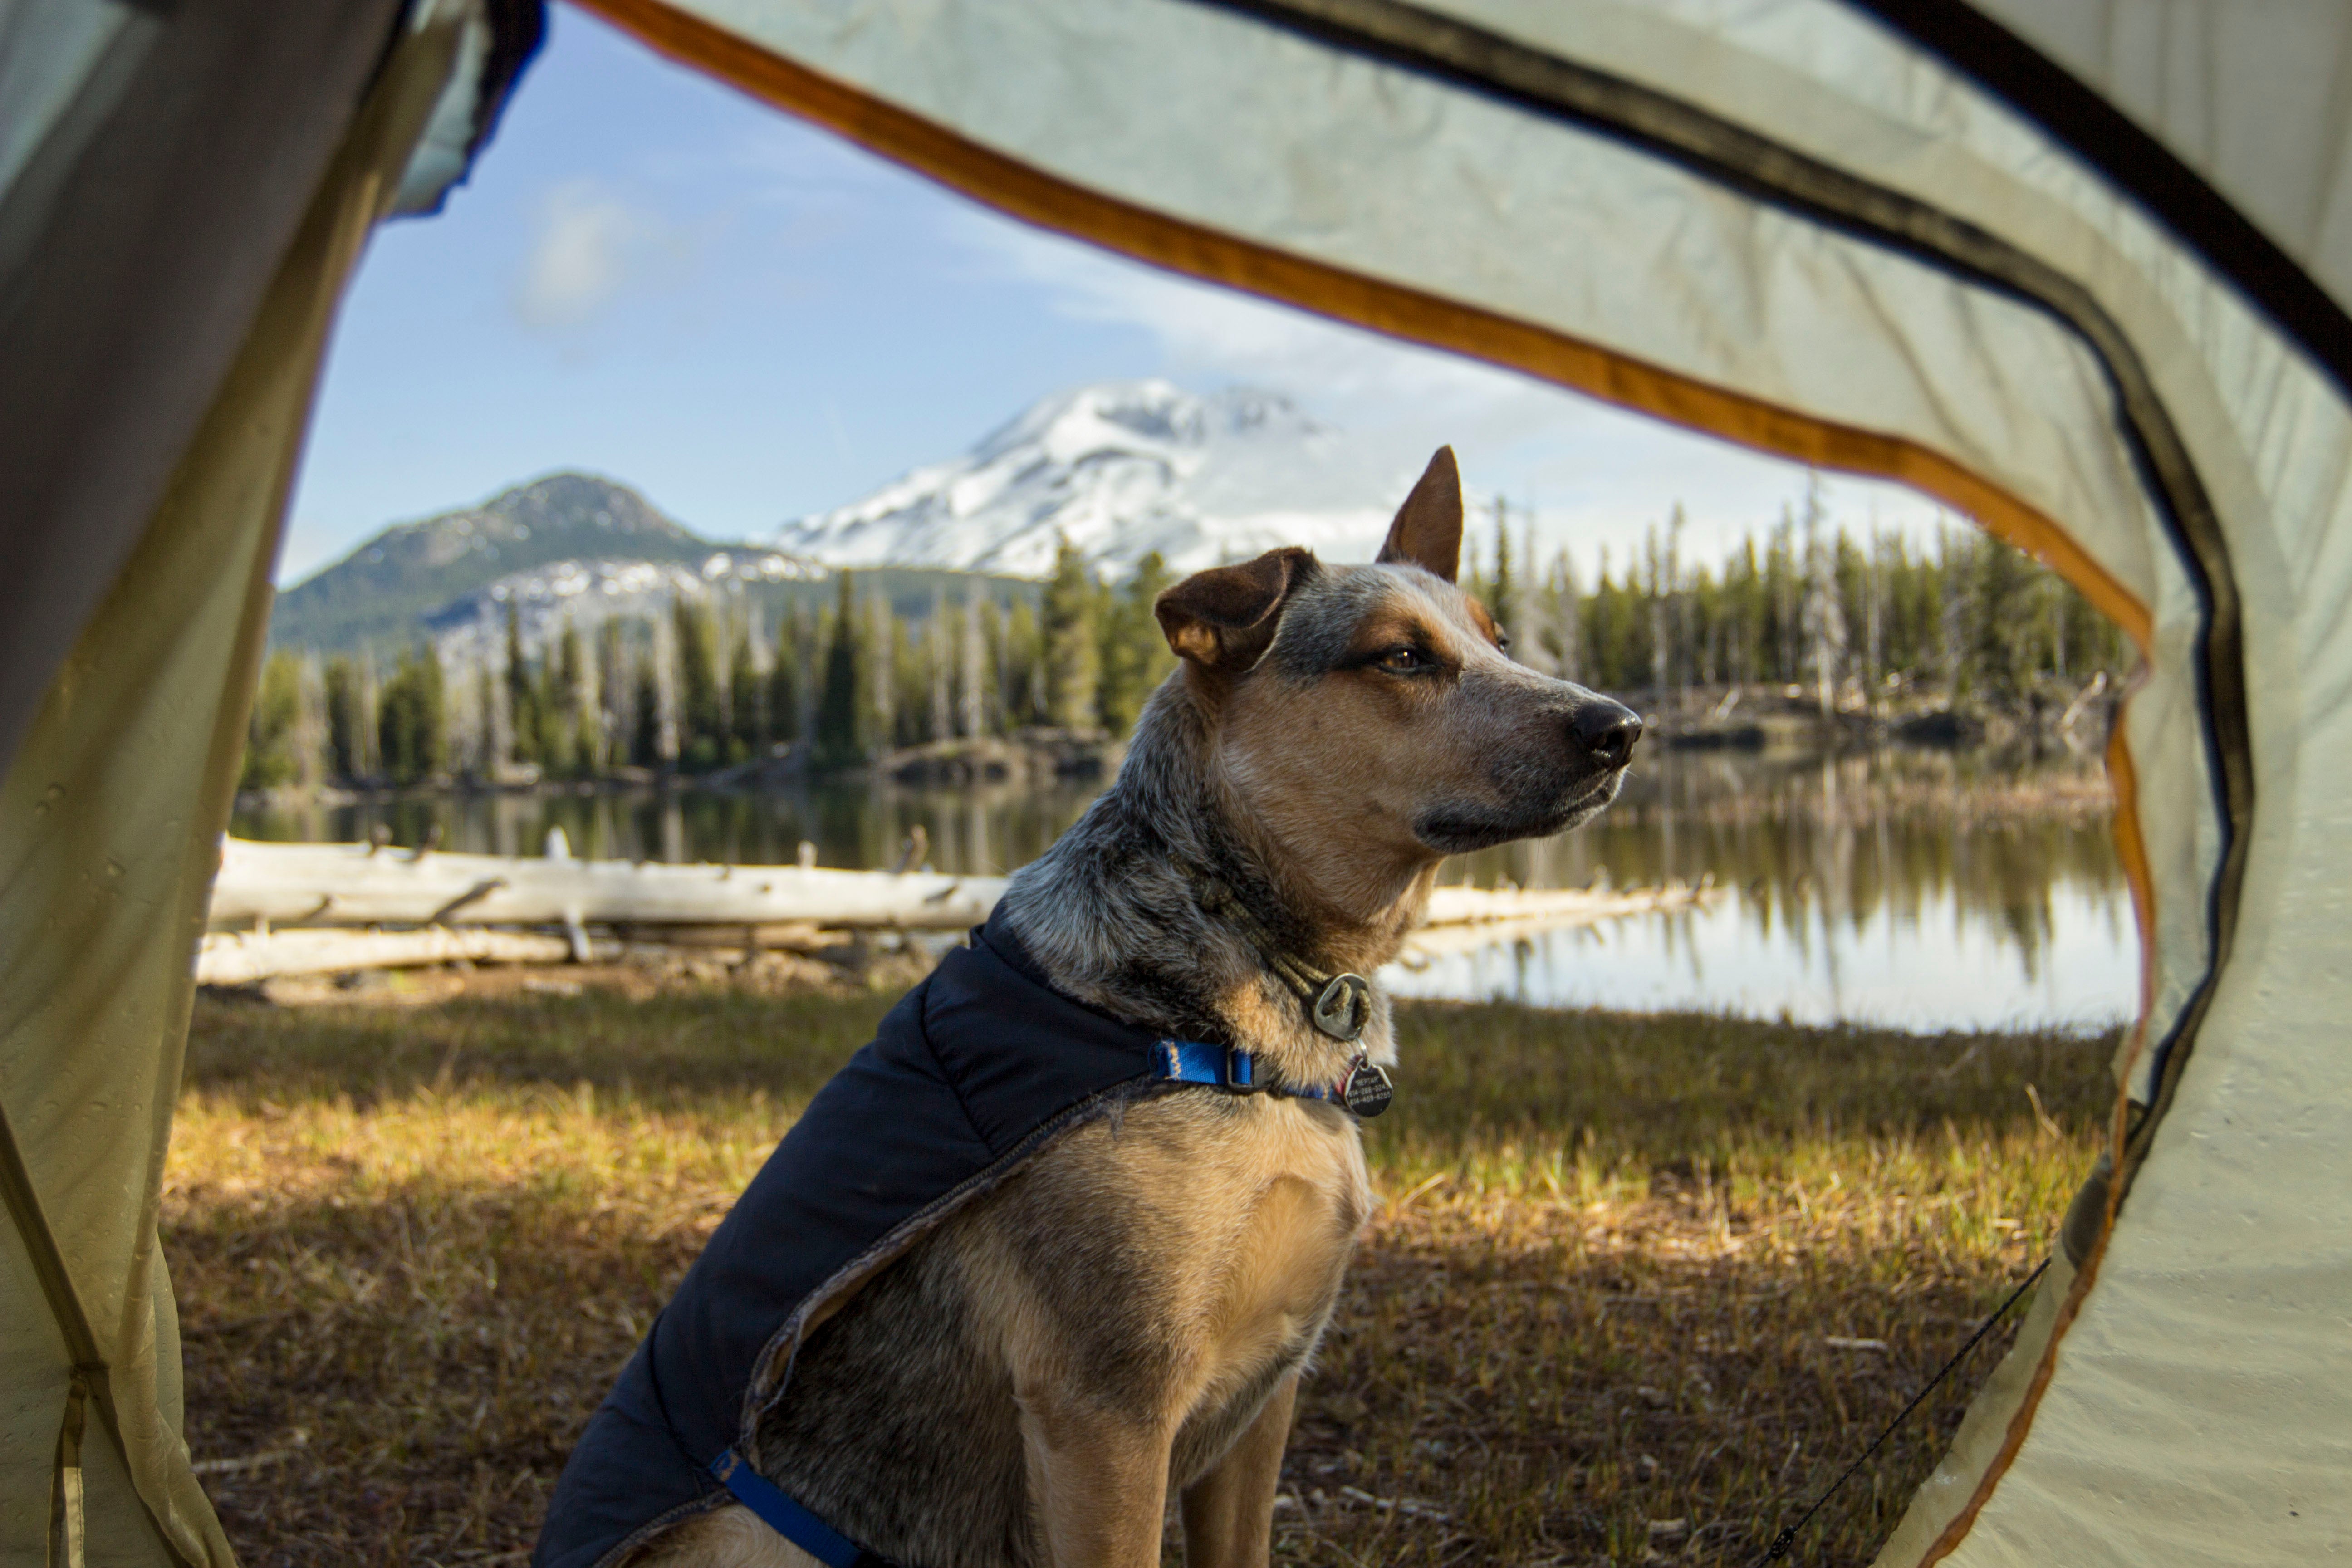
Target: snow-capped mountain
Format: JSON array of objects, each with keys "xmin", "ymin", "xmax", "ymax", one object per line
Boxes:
[{"xmin": 771, "ymin": 381, "xmax": 1413, "ymax": 577}]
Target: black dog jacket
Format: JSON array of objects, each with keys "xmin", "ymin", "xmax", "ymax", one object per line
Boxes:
[{"xmin": 533, "ymin": 911, "xmax": 1354, "ymax": 1568}]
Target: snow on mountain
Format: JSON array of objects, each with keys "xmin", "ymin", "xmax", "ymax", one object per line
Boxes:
[
  {"xmin": 422, "ymin": 549, "xmax": 823, "ymax": 667},
  {"xmin": 770, "ymin": 381, "xmax": 1413, "ymax": 577}
]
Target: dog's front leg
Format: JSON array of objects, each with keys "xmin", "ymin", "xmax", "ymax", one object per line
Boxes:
[
  {"xmin": 1177, "ymin": 1372, "xmax": 1298, "ymax": 1568},
  {"xmin": 1017, "ymin": 1389, "xmax": 1173, "ymax": 1568}
]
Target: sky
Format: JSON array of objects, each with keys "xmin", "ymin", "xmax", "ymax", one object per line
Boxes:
[{"xmin": 279, "ymin": 3, "xmax": 1949, "ymax": 587}]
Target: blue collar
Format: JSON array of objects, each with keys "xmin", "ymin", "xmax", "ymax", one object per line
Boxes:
[{"xmin": 1150, "ymin": 1038, "xmax": 1391, "ymax": 1117}]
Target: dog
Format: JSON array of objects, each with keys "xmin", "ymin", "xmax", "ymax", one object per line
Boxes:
[{"xmin": 581, "ymin": 447, "xmax": 1640, "ymax": 1568}]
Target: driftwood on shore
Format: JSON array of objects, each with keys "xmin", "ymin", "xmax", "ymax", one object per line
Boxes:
[
  {"xmin": 197, "ymin": 927, "xmax": 598, "ymax": 986},
  {"xmin": 210, "ymin": 835, "xmax": 1006, "ymax": 933},
  {"xmin": 202, "ymin": 836, "xmax": 1719, "ymax": 985},
  {"xmin": 1423, "ymin": 879, "xmax": 1713, "ymax": 926}
]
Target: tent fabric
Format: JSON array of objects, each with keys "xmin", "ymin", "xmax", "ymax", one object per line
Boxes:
[
  {"xmin": 1844, "ymin": 0, "xmax": 2352, "ymax": 402},
  {"xmin": 570, "ymin": 3, "xmax": 2345, "ymax": 1562},
  {"xmin": 0, "ymin": 0, "xmax": 410, "ymax": 787},
  {"xmin": 5, "ymin": 0, "xmax": 2349, "ymax": 1563},
  {"xmin": 394, "ymin": 0, "xmax": 549, "ymax": 215},
  {"xmin": 0, "ymin": 9, "xmax": 481, "ymax": 1564}
]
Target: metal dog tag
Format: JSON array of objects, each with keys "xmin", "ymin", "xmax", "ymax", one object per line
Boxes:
[
  {"xmin": 1310, "ymin": 972, "xmax": 1372, "ymax": 1042},
  {"xmin": 1340, "ymin": 1057, "xmax": 1393, "ymax": 1119}
]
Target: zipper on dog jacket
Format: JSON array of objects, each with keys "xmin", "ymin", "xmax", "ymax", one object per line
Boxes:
[{"xmin": 531, "ymin": 910, "xmax": 1362, "ymax": 1568}]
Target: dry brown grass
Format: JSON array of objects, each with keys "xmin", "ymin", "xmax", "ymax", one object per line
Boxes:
[{"xmin": 168, "ymin": 980, "xmax": 2112, "ymax": 1568}]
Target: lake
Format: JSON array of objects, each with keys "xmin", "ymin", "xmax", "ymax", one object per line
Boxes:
[{"xmin": 233, "ymin": 745, "xmax": 2137, "ymax": 1034}]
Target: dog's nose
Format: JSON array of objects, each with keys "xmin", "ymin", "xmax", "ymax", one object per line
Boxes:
[{"xmin": 1570, "ymin": 701, "xmax": 1642, "ymax": 768}]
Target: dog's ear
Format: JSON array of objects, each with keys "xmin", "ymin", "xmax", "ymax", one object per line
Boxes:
[
  {"xmin": 1377, "ymin": 446, "xmax": 1464, "ymax": 582},
  {"xmin": 1155, "ymin": 547, "xmax": 1316, "ymax": 672}
]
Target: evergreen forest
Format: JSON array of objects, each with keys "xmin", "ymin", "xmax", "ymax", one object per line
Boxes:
[{"xmin": 241, "ymin": 504, "xmax": 2130, "ymax": 791}]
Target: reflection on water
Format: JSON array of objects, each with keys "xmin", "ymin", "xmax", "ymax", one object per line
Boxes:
[
  {"xmin": 1409, "ymin": 748, "xmax": 2136, "ymax": 1030},
  {"xmin": 232, "ymin": 748, "xmax": 2136, "ymax": 1032}
]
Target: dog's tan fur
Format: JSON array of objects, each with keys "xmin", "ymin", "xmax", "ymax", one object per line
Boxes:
[
  {"xmin": 644, "ymin": 1093, "xmax": 1365, "ymax": 1568},
  {"xmin": 630, "ymin": 449, "xmax": 1637, "ymax": 1568}
]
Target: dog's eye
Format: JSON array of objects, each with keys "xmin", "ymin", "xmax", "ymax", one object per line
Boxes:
[
  {"xmin": 1378, "ymin": 645, "xmax": 1426, "ymax": 672},
  {"xmin": 1495, "ymin": 631, "xmax": 1512, "ymax": 656}
]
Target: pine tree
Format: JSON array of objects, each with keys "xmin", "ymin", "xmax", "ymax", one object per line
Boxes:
[
  {"xmin": 726, "ymin": 627, "xmax": 762, "ymax": 763},
  {"xmin": 1800, "ymin": 495, "xmax": 1849, "ymax": 715},
  {"xmin": 631, "ymin": 647, "xmax": 663, "ymax": 767},
  {"xmin": 960, "ymin": 591, "xmax": 990, "ymax": 737},
  {"xmin": 1765, "ymin": 508, "xmax": 1799, "ymax": 682},
  {"xmin": 865, "ymin": 592, "xmax": 900, "ymax": 751},
  {"xmin": 551, "ymin": 619, "xmax": 589, "ymax": 774},
  {"xmin": 1549, "ymin": 551, "xmax": 1582, "ymax": 681},
  {"xmin": 324, "ymin": 656, "xmax": 366, "ymax": 779},
  {"xmin": 1002, "ymin": 598, "xmax": 1042, "ymax": 727},
  {"xmin": 1862, "ymin": 530, "xmax": 1886, "ymax": 702},
  {"xmin": 1938, "ymin": 523, "xmax": 1970, "ymax": 699},
  {"xmin": 1514, "ymin": 523, "xmax": 1543, "ymax": 670},
  {"xmin": 889, "ymin": 609, "xmax": 924, "ymax": 748},
  {"xmin": 1041, "ymin": 537, "xmax": 1100, "ymax": 730},
  {"xmin": 597, "ymin": 618, "xmax": 632, "ymax": 769},
  {"xmin": 814, "ymin": 573, "xmax": 863, "ymax": 769},
  {"xmin": 1663, "ymin": 504, "xmax": 1687, "ymax": 694},
  {"xmin": 504, "ymin": 600, "xmax": 537, "ymax": 766},
  {"xmin": 768, "ymin": 612, "xmax": 800, "ymax": 745},
  {"xmin": 475, "ymin": 658, "xmax": 499, "ymax": 776},
  {"xmin": 1097, "ymin": 552, "xmax": 1173, "ymax": 735},
  {"xmin": 239, "ymin": 652, "xmax": 306, "ymax": 791},
  {"xmin": 378, "ymin": 647, "xmax": 447, "ymax": 785},
  {"xmin": 928, "ymin": 591, "xmax": 954, "ymax": 743},
  {"xmin": 1644, "ymin": 523, "xmax": 1667, "ymax": 694},
  {"xmin": 1973, "ymin": 531, "xmax": 2041, "ymax": 701},
  {"xmin": 669, "ymin": 598, "xmax": 722, "ymax": 769}
]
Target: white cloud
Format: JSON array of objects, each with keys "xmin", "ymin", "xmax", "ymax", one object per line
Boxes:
[
  {"xmin": 944, "ymin": 211, "xmax": 1954, "ymax": 570},
  {"xmin": 512, "ymin": 178, "xmax": 694, "ymax": 332},
  {"xmin": 954, "ymin": 209, "xmax": 1511, "ymax": 407}
]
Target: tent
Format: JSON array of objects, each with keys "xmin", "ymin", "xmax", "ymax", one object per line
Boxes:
[{"xmin": 2, "ymin": 0, "xmax": 2343, "ymax": 1562}]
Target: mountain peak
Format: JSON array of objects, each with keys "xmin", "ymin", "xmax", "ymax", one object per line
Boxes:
[
  {"xmin": 368, "ymin": 471, "xmax": 693, "ymax": 566},
  {"xmin": 272, "ymin": 471, "xmax": 715, "ymax": 652},
  {"xmin": 774, "ymin": 381, "xmax": 1402, "ymax": 578},
  {"xmin": 979, "ymin": 379, "xmax": 1321, "ymax": 462}
]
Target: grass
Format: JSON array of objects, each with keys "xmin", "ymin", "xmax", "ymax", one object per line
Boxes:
[{"xmin": 167, "ymin": 977, "xmax": 2113, "ymax": 1568}]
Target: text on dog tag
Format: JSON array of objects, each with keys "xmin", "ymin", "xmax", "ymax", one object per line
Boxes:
[{"xmin": 1341, "ymin": 1058, "xmax": 1393, "ymax": 1118}]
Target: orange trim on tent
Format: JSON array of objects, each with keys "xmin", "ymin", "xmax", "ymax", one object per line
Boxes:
[
  {"xmin": 568, "ymin": 6, "xmax": 2164, "ymax": 1558},
  {"xmin": 578, "ymin": 0, "xmax": 2151, "ymax": 656},
  {"xmin": 2107, "ymin": 718, "xmax": 2158, "ymax": 1044},
  {"xmin": 1912, "ymin": 718, "xmax": 2154, "ymax": 1564}
]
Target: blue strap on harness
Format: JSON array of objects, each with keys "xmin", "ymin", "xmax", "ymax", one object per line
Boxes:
[
  {"xmin": 710, "ymin": 1449, "xmax": 888, "ymax": 1568},
  {"xmin": 1153, "ymin": 1039, "xmax": 1337, "ymax": 1102}
]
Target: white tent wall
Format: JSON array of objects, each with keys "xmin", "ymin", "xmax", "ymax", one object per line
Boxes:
[
  {"xmin": 1916, "ymin": 2, "xmax": 2352, "ymax": 340},
  {"xmin": 0, "ymin": 8, "xmax": 477, "ymax": 1563},
  {"xmin": 573, "ymin": 0, "xmax": 2341, "ymax": 1561}
]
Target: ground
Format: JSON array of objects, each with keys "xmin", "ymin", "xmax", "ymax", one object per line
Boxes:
[{"xmin": 168, "ymin": 972, "xmax": 2112, "ymax": 1567}]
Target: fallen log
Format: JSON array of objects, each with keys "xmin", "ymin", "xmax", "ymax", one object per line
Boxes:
[
  {"xmin": 209, "ymin": 836, "xmax": 1007, "ymax": 932},
  {"xmin": 196, "ymin": 927, "xmax": 593, "ymax": 986},
  {"xmin": 1422, "ymin": 878, "xmax": 1714, "ymax": 926},
  {"xmin": 612, "ymin": 921, "xmax": 833, "ymax": 951}
]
